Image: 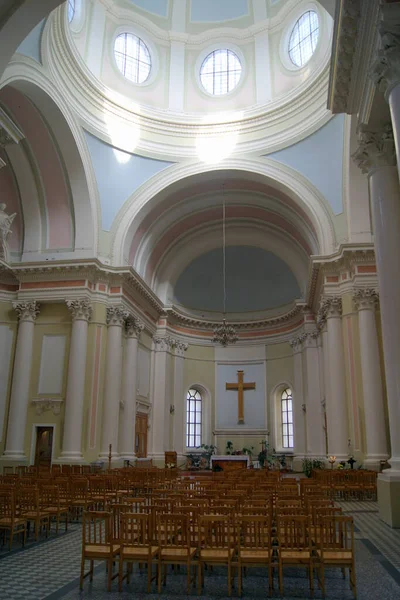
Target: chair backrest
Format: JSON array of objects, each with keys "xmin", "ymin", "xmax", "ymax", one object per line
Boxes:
[
  {"xmin": 120, "ymin": 512, "xmax": 152, "ymax": 546},
  {"xmin": 318, "ymin": 515, "xmax": 354, "ymax": 551},
  {"xmin": 156, "ymin": 513, "xmax": 192, "ymax": 548},
  {"xmin": 82, "ymin": 511, "xmax": 112, "ymax": 547},
  {"xmin": 0, "ymin": 489, "xmax": 14, "ymax": 518},
  {"xmin": 237, "ymin": 515, "xmax": 271, "ymax": 550},
  {"xmin": 40, "ymin": 485, "xmax": 60, "ymax": 507},
  {"xmin": 18, "ymin": 486, "xmax": 39, "ymax": 513},
  {"xmin": 277, "ymin": 515, "xmax": 309, "ymax": 550},
  {"xmin": 199, "ymin": 515, "xmax": 233, "ymax": 549}
]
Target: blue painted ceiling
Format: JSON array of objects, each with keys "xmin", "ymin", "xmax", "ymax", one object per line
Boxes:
[{"xmin": 174, "ymin": 246, "xmax": 301, "ymax": 313}]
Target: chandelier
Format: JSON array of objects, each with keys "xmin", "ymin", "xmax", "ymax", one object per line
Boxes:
[{"xmin": 212, "ymin": 186, "xmax": 238, "ymax": 347}]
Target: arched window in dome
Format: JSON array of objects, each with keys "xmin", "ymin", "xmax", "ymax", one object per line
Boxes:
[
  {"xmin": 281, "ymin": 388, "xmax": 294, "ymax": 449},
  {"xmin": 67, "ymin": 0, "xmax": 76, "ymax": 23},
  {"xmin": 114, "ymin": 33, "xmax": 151, "ymax": 84},
  {"xmin": 200, "ymin": 49, "xmax": 242, "ymax": 96},
  {"xmin": 186, "ymin": 388, "xmax": 202, "ymax": 448},
  {"xmin": 288, "ymin": 11, "xmax": 319, "ymax": 67}
]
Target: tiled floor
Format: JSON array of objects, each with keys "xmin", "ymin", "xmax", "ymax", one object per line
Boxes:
[{"xmin": 1, "ymin": 502, "xmax": 400, "ymax": 600}]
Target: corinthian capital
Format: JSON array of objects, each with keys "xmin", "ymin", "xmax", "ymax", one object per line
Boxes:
[
  {"xmin": 106, "ymin": 306, "xmax": 128, "ymax": 327},
  {"xmin": 66, "ymin": 298, "xmax": 92, "ymax": 322},
  {"xmin": 13, "ymin": 300, "xmax": 40, "ymax": 322},
  {"xmin": 352, "ymin": 124, "xmax": 396, "ymax": 174},
  {"xmin": 370, "ymin": 4, "xmax": 400, "ymax": 96},
  {"xmin": 320, "ymin": 297, "xmax": 342, "ymax": 319},
  {"xmin": 174, "ymin": 340, "xmax": 188, "ymax": 357},
  {"xmin": 353, "ymin": 288, "xmax": 379, "ymax": 311},
  {"xmin": 153, "ymin": 335, "xmax": 175, "ymax": 351},
  {"xmin": 289, "ymin": 333, "xmax": 307, "ymax": 352},
  {"xmin": 125, "ymin": 315, "xmax": 144, "ymax": 338}
]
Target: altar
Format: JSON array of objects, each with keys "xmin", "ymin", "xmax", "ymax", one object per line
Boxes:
[{"xmin": 210, "ymin": 455, "xmax": 250, "ymax": 470}]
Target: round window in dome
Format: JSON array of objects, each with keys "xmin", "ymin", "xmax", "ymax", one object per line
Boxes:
[
  {"xmin": 67, "ymin": 0, "xmax": 76, "ymax": 23},
  {"xmin": 288, "ymin": 11, "xmax": 319, "ymax": 68},
  {"xmin": 114, "ymin": 33, "xmax": 151, "ymax": 84},
  {"xmin": 200, "ymin": 49, "xmax": 242, "ymax": 96}
]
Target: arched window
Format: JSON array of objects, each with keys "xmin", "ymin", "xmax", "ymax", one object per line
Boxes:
[
  {"xmin": 281, "ymin": 388, "xmax": 294, "ymax": 448},
  {"xmin": 200, "ymin": 49, "xmax": 242, "ymax": 96},
  {"xmin": 288, "ymin": 11, "xmax": 319, "ymax": 67},
  {"xmin": 186, "ymin": 388, "xmax": 202, "ymax": 448},
  {"xmin": 114, "ymin": 33, "xmax": 151, "ymax": 84},
  {"xmin": 67, "ymin": 0, "xmax": 75, "ymax": 23}
]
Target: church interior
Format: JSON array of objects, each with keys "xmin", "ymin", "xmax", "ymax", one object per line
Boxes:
[{"xmin": 1, "ymin": 0, "xmax": 400, "ymax": 598}]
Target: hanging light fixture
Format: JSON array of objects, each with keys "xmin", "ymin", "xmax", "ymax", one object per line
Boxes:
[{"xmin": 212, "ymin": 185, "xmax": 238, "ymax": 347}]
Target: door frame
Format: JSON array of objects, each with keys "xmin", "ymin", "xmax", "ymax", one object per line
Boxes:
[{"xmin": 30, "ymin": 423, "xmax": 56, "ymax": 466}]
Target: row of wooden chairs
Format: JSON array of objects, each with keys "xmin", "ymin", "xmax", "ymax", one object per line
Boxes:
[{"xmin": 81, "ymin": 509, "xmax": 356, "ymax": 598}]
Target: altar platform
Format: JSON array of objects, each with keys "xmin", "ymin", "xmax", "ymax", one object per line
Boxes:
[{"xmin": 210, "ymin": 455, "xmax": 250, "ymax": 470}]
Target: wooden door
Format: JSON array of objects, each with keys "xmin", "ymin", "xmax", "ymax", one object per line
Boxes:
[
  {"xmin": 135, "ymin": 413, "xmax": 148, "ymax": 458},
  {"xmin": 34, "ymin": 426, "xmax": 53, "ymax": 468}
]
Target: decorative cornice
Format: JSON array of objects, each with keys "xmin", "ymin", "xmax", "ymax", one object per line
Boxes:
[
  {"xmin": 352, "ymin": 123, "xmax": 396, "ymax": 174},
  {"xmin": 0, "ymin": 107, "xmax": 24, "ymax": 147},
  {"xmin": 13, "ymin": 300, "xmax": 40, "ymax": 322},
  {"xmin": 125, "ymin": 314, "xmax": 144, "ymax": 338},
  {"xmin": 353, "ymin": 288, "xmax": 379, "ymax": 311},
  {"xmin": 328, "ymin": 0, "xmax": 362, "ymax": 113},
  {"xmin": 370, "ymin": 3, "xmax": 400, "ymax": 99},
  {"xmin": 106, "ymin": 305, "xmax": 128, "ymax": 327},
  {"xmin": 32, "ymin": 398, "xmax": 63, "ymax": 416},
  {"xmin": 66, "ymin": 298, "xmax": 92, "ymax": 322}
]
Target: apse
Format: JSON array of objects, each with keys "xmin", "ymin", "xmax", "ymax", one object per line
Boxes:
[{"xmin": 173, "ymin": 246, "xmax": 301, "ymax": 313}]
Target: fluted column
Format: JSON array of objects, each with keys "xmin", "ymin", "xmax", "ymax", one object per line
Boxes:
[
  {"xmin": 303, "ymin": 330, "xmax": 325, "ymax": 458},
  {"xmin": 60, "ymin": 299, "xmax": 92, "ymax": 462},
  {"xmin": 321, "ymin": 297, "xmax": 349, "ymax": 460},
  {"xmin": 99, "ymin": 306, "xmax": 127, "ymax": 461},
  {"xmin": 151, "ymin": 335, "xmax": 174, "ymax": 462},
  {"xmin": 3, "ymin": 301, "xmax": 40, "ymax": 460},
  {"xmin": 353, "ymin": 289, "xmax": 388, "ymax": 469},
  {"xmin": 353, "ymin": 125, "xmax": 400, "ymax": 472},
  {"xmin": 289, "ymin": 336, "xmax": 306, "ymax": 470},
  {"xmin": 172, "ymin": 341, "xmax": 188, "ymax": 462},
  {"xmin": 119, "ymin": 315, "xmax": 144, "ymax": 461}
]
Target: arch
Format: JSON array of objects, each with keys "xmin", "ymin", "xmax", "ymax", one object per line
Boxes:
[
  {"xmin": 270, "ymin": 380, "xmax": 295, "ymax": 454},
  {"xmin": 0, "ymin": 62, "xmax": 98, "ymax": 258},
  {"xmin": 184, "ymin": 383, "xmax": 212, "ymax": 450},
  {"xmin": 111, "ymin": 158, "xmax": 337, "ymax": 268}
]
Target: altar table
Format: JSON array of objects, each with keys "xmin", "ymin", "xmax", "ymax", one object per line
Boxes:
[{"xmin": 210, "ymin": 455, "xmax": 250, "ymax": 470}]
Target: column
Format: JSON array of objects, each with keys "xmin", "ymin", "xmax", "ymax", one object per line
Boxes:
[
  {"xmin": 119, "ymin": 315, "xmax": 143, "ymax": 462},
  {"xmin": 289, "ymin": 335, "xmax": 306, "ymax": 470},
  {"xmin": 172, "ymin": 341, "xmax": 188, "ymax": 463},
  {"xmin": 151, "ymin": 335, "xmax": 173, "ymax": 463},
  {"xmin": 99, "ymin": 306, "xmax": 127, "ymax": 461},
  {"xmin": 321, "ymin": 297, "xmax": 349, "ymax": 460},
  {"xmin": 353, "ymin": 289, "xmax": 388, "ymax": 469},
  {"xmin": 59, "ymin": 299, "xmax": 92, "ymax": 462},
  {"xmin": 303, "ymin": 330, "xmax": 325, "ymax": 458},
  {"xmin": 371, "ymin": 4, "xmax": 400, "ymax": 175},
  {"xmin": 85, "ymin": 0, "xmax": 106, "ymax": 79},
  {"xmin": 353, "ymin": 123, "xmax": 400, "ymax": 525},
  {"xmin": 3, "ymin": 301, "xmax": 40, "ymax": 460}
]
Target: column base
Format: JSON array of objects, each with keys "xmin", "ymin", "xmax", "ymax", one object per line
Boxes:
[
  {"xmin": 363, "ymin": 456, "xmax": 390, "ymax": 472},
  {"xmin": 1, "ymin": 451, "xmax": 28, "ymax": 461},
  {"xmin": 119, "ymin": 454, "xmax": 137, "ymax": 464},
  {"xmin": 149, "ymin": 452, "xmax": 166, "ymax": 467},
  {"xmin": 56, "ymin": 451, "xmax": 84, "ymax": 463},
  {"xmin": 378, "ymin": 471, "xmax": 400, "ymax": 528}
]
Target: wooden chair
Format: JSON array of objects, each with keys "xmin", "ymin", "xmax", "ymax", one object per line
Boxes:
[
  {"xmin": 80, "ymin": 511, "xmax": 120, "ymax": 592},
  {"xmin": 277, "ymin": 514, "xmax": 314, "ymax": 597},
  {"xmin": 3, "ymin": 466, "xmax": 14, "ymax": 475},
  {"xmin": 19, "ymin": 487, "xmax": 50, "ymax": 541},
  {"xmin": 315, "ymin": 515, "xmax": 356, "ymax": 598},
  {"xmin": 156, "ymin": 513, "xmax": 197, "ymax": 593},
  {"xmin": 70, "ymin": 478, "xmax": 89, "ymax": 518},
  {"xmin": 237, "ymin": 515, "xmax": 274, "ymax": 597},
  {"xmin": 40, "ymin": 485, "xmax": 68, "ymax": 534},
  {"xmin": 118, "ymin": 512, "xmax": 159, "ymax": 592},
  {"xmin": 0, "ymin": 489, "xmax": 27, "ymax": 550},
  {"xmin": 197, "ymin": 515, "xmax": 236, "ymax": 596}
]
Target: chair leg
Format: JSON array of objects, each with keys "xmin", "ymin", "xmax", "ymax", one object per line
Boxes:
[
  {"xmin": 198, "ymin": 561, "xmax": 202, "ymax": 595},
  {"xmin": 238, "ymin": 565, "xmax": 242, "ymax": 597},
  {"xmin": 147, "ymin": 560, "xmax": 152, "ymax": 592},
  {"xmin": 158, "ymin": 559, "xmax": 162, "ymax": 594},
  {"xmin": 118, "ymin": 557, "xmax": 123, "ymax": 592},
  {"xmin": 80, "ymin": 556, "xmax": 85, "ymax": 590},
  {"xmin": 228, "ymin": 562, "xmax": 232, "ymax": 597},
  {"xmin": 279, "ymin": 561, "xmax": 283, "ymax": 596},
  {"xmin": 309, "ymin": 565, "xmax": 314, "ymax": 598},
  {"xmin": 107, "ymin": 558, "xmax": 112, "ymax": 592},
  {"xmin": 90, "ymin": 560, "xmax": 94, "ymax": 582},
  {"xmin": 187, "ymin": 560, "xmax": 191, "ymax": 594}
]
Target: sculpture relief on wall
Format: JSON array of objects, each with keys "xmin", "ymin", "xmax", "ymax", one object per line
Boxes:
[{"xmin": 0, "ymin": 203, "xmax": 16, "ymax": 262}]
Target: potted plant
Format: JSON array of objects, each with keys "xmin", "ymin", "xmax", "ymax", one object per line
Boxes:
[{"xmin": 225, "ymin": 441, "xmax": 234, "ymax": 455}]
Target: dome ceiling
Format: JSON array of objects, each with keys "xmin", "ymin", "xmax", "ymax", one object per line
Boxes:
[{"xmin": 174, "ymin": 246, "xmax": 301, "ymax": 313}]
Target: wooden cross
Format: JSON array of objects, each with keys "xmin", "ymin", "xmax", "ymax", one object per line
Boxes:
[{"xmin": 226, "ymin": 370, "xmax": 256, "ymax": 424}]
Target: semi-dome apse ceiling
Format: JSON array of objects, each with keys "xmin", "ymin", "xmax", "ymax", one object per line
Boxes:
[{"xmin": 174, "ymin": 246, "xmax": 301, "ymax": 313}]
